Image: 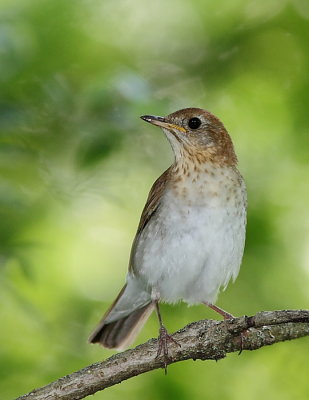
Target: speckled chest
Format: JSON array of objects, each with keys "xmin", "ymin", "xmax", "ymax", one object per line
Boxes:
[{"xmin": 167, "ymin": 162, "xmax": 246, "ymax": 211}]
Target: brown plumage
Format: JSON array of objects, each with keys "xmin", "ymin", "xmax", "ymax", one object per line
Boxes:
[{"xmin": 89, "ymin": 108, "xmax": 247, "ymax": 362}]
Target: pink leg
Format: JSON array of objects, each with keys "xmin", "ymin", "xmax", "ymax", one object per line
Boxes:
[{"xmin": 205, "ymin": 303, "xmax": 235, "ymax": 320}]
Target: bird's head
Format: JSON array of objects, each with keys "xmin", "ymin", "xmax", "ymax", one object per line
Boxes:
[{"xmin": 141, "ymin": 108, "xmax": 237, "ymax": 166}]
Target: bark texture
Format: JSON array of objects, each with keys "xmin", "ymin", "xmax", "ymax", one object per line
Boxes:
[{"xmin": 15, "ymin": 309, "xmax": 309, "ymax": 400}]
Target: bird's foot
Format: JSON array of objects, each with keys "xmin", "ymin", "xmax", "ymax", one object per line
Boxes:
[
  {"xmin": 217, "ymin": 311, "xmax": 247, "ymax": 354},
  {"xmin": 206, "ymin": 303, "xmax": 247, "ymax": 354},
  {"xmin": 237, "ymin": 327, "xmax": 250, "ymax": 355},
  {"xmin": 217, "ymin": 311, "xmax": 248, "ymax": 355},
  {"xmin": 156, "ymin": 326, "xmax": 180, "ymax": 374}
]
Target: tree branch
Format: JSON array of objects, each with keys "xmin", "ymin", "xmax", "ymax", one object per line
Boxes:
[{"xmin": 16, "ymin": 309, "xmax": 309, "ymax": 400}]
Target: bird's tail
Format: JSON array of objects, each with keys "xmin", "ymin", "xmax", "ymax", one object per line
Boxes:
[{"xmin": 89, "ymin": 283, "xmax": 154, "ymax": 350}]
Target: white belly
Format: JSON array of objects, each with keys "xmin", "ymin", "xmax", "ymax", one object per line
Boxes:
[{"xmin": 132, "ymin": 172, "xmax": 246, "ymax": 305}]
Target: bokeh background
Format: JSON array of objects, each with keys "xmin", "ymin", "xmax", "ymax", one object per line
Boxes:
[{"xmin": 1, "ymin": 0, "xmax": 308, "ymax": 399}]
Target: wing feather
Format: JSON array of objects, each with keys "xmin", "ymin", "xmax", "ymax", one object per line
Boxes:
[{"xmin": 129, "ymin": 167, "xmax": 171, "ymax": 272}]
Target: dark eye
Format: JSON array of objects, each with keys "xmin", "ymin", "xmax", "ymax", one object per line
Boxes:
[{"xmin": 188, "ymin": 117, "xmax": 201, "ymax": 129}]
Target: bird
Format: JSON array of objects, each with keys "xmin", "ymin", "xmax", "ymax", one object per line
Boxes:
[{"xmin": 89, "ymin": 107, "xmax": 247, "ymax": 368}]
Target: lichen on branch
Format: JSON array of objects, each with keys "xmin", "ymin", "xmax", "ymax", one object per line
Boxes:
[{"xmin": 16, "ymin": 309, "xmax": 309, "ymax": 400}]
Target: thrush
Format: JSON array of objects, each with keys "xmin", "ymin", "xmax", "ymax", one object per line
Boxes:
[{"xmin": 89, "ymin": 108, "xmax": 247, "ymax": 368}]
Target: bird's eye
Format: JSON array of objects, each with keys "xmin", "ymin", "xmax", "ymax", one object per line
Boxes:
[{"xmin": 188, "ymin": 117, "xmax": 201, "ymax": 129}]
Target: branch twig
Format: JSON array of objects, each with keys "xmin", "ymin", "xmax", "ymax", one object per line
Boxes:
[{"xmin": 16, "ymin": 309, "xmax": 309, "ymax": 400}]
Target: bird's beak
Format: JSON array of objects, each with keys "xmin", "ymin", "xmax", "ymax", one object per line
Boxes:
[{"xmin": 140, "ymin": 115, "xmax": 186, "ymax": 133}]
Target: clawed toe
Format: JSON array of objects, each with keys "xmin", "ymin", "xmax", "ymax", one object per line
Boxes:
[
  {"xmin": 238, "ymin": 329, "xmax": 249, "ymax": 354},
  {"xmin": 156, "ymin": 326, "xmax": 181, "ymax": 374}
]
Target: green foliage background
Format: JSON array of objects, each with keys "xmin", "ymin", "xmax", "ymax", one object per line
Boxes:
[{"xmin": 0, "ymin": 0, "xmax": 308, "ymax": 398}]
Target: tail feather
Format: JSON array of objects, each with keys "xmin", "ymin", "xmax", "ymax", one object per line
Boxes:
[
  {"xmin": 89, "ymin": 302, "xmax": 154, "ymax": 350},
  {"xmin": 89, "ymin": 283, "xmax": 154, "ymax": 350}
]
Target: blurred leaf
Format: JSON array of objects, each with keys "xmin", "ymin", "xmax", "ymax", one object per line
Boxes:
[{"xmin": 0, "ymin": 0, "xmax": 308, "ymax": 399}]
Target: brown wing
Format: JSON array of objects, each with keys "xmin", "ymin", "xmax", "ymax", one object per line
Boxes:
[{"xmin": 129, "ymin": 166, "xmax": 172, "ymax": 272}]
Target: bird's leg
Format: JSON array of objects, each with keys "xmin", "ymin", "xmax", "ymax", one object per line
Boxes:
[
  {"xmin": 154, "ymin": 301, "xmax": 180, "ymax": 374},
  {"xmin": 206, "ymin": 303, "xmax": 235, "ymax": 319},
  {"xmin": 205, "ymin": 303, "xmax": 245, "ymax": 353}
]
